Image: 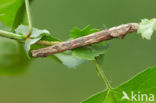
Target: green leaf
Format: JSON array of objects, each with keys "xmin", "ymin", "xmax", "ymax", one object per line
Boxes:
[
  {"xmin": 15, "ymin": 25, "xmax": 50, "ymax": 38},
  {"xmin": 24, "ymin": 38, "xmax": 41, "ymax": 55},
  {"xmin": 70, "ymin": 25, "xmax": 109, "ymax": 60},
  {"xmin": 0, "ymin": 37, "xmax": 29, "ymax": 75},
  {"xmin": 82, "ymin": 66, "xmax": 156, "ymax": 103},
  {"xmin": 138, "ymin": 19, "xmax": 156, "ymax": 40},
  {"xmin": 15, "ymin": 25, "xmax": 51, "ymax": 55},
  {"xmin": 70, "ymin": 25, "xmax": 99, "ymax": 39},
  {"xmin": 73, "ymin": 42, "xmax": 109, "ymax": 60},
  {"xmin": 54, "ymin": 51, "xmax": 86, "ymax": 68},
  {"xmin": 40, "ymin": 35, "xmax": 61, "ymax": 42},
  {"xmin": 0, "ymin": 0, "xmax": 25, "ymax": 29},
  {"xmin": 50, "ymin": 52, "xmax": 86, "ymax": 68}
]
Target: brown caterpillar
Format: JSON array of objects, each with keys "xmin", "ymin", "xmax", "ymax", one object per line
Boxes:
[{"xmin": 32, "ymin": 23, "xmax": 138, "ymax": 57}]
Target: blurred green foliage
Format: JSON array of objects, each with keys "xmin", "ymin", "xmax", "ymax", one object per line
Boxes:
[
  {"xmin": 0, "ymin": 0, "xmax": 24, "ymax": 29},
  {"xmin": 0, "ymin": 0, "xmax": 29, "ymax": 75},
  {"xmin": 0, "ymin": 37, "xmax": 29, "ymax": 75},
  {"xmin": 0, "ymin": 0, "xmax": 156, "ymax": 103}
]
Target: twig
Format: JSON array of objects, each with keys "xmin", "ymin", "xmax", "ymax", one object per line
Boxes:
[
  {"xmin": 0, "ymin": 29, "xmax": 59, "ymax": 45},
  {"xmin": 25, "ymin": 0, "xmax": 32, "ymax": 39},
  {"xmin": 32, "ymin": 23, "xmax": 138, "ymax": 57},
  {"xmin": 0, "ymin": 30, "xmax": 25, "ymax": 40},
  {"xmin": 36, "ymin": 41, "xmax": 60, "ymax": 46}
]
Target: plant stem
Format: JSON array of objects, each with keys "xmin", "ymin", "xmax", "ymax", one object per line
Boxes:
[
  {"xmin": 36, "ymin": 40, "xmax": 60, "ymax": 46},
  {"xmin": 0, "ymin": 30, "xmax": 25, "ymax": 40},
  {"xmin": 25, "ymin": 0, "xmax": 32, "ymax": 38},
  {"xmin": 93, "ymin": 60, "xmax": 112, "ymax": 90},
  {"xmin": 0, "ymin": 30, "xmax": 59, "ymax": 45}
]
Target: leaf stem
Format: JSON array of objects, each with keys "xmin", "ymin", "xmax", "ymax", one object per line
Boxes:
[
  {"xmin": 25, "ymin": 0, "xmax": 32, "ymax": 38},
  {"xmin": 0, "ymin": 30, "xmax": 60, "ymax": 45},
  {"xmin": 93, "ymin": 60, "xmax": 112, "ymax": 90},
  {"xmin": 36, "ymin": 40, "xmax": 60, "ymax": 46},
  {"xmin": 0, "ymin": 30, "xmax": 25, "ymax": 40}
]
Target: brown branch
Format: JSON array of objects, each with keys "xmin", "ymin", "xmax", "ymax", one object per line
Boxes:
[{"xmin": 32, "ymin": 23, "xmax": 138, "ymax": 58}]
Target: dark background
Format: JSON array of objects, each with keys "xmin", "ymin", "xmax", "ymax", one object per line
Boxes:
[{"xmin": 0, "ymin": 0, "xmax": 156, "ymax": 103}]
